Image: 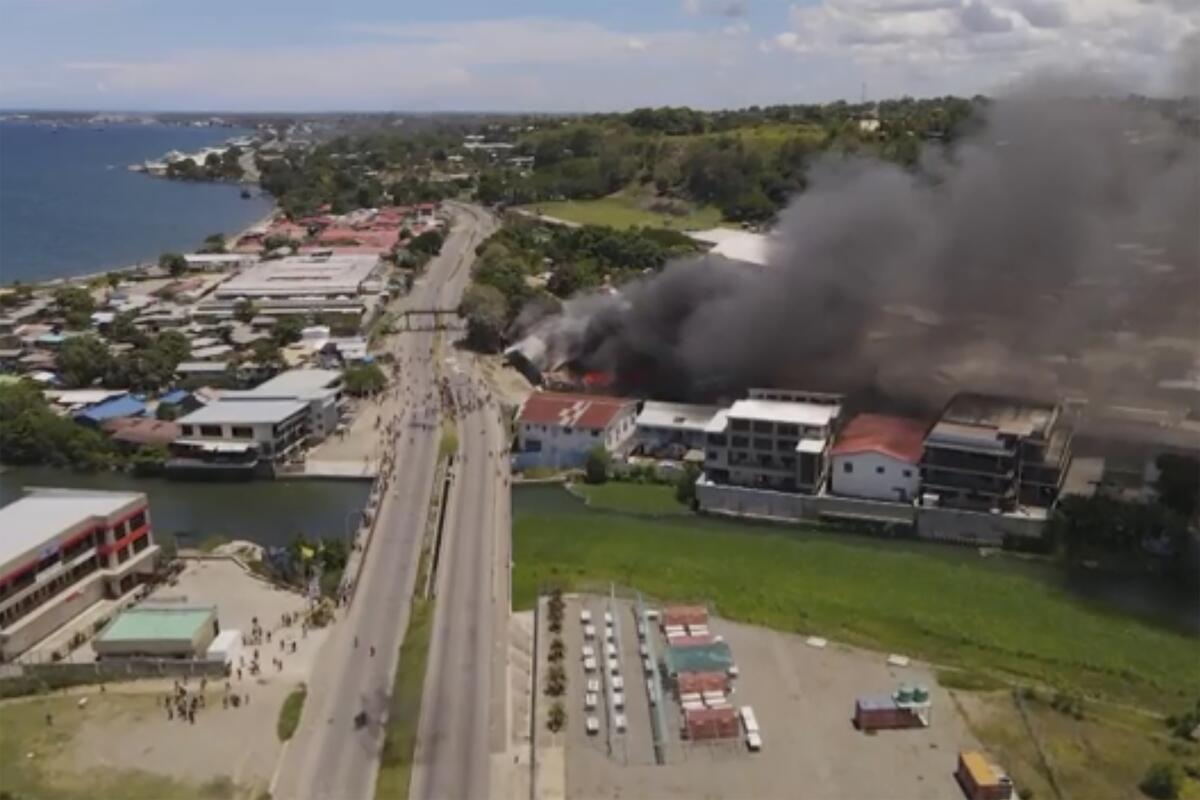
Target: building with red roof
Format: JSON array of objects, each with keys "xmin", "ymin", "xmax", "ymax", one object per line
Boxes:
[
  {"xmin": 514, "ymin": 391, "xmax": 638, "ymax": 469},
  {"xmin": 830, "ymin": 413, "xmax": 929, "ymax": 502}
]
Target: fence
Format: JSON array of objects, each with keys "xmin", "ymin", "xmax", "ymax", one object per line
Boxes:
[{"xmin": 1, "ymin": 657, "xmax": 227, "ymax": 698}]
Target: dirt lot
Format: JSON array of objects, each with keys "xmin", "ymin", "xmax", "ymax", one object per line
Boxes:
[
  {"xmin": 551, "ymin": 594, "xmax": 982, "ymax": 800},
  {"xmin": 0, "ymin": 558, "xmax": 325, "ymax": 799}
]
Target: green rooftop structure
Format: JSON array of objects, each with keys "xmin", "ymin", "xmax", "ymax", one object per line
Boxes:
[
  {"xmin": 94, "ymin": 606, "xmax": 218, "ymax": 659},
  {"xmin": 663, "ymin": 640, "xmax": 735, "ymax": 676}
]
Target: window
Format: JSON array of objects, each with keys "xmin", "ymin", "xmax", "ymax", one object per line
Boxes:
[
  {"xmin": 777, "ymin": 439, "xmax": 797, "ymax": 452},
  {"xmin": 778, "ymin": 424, "xmax": 799, "ymax": 437},
  {"xmin": 525, "ymin": 439, "xmax": 542, "ymax": 452},
  {"xmin": 730, "ymin": 419, "xmax": 750, "ymax": 432},
  {"xmin": 731, "ymin": 435, "xmax": 749, "ymax": 449},
  {"xmin": 591, "ymin": 430, "xmax": 599, "ymax": 437},
  {"xmin": 200, "ymin": 425, "xmax": 222, "ymax": 437},
  {"xmin": 231, "ymin": 426, "xmax": 254, "ymax": 439},
  {"xmin": 182, "ymin": 425, "xmax": 195, "ymax": 437},
  {"xmin": 753, "ymin": 438, "xmax": 772, "ymax": 451},
  {"xmin": 902, "ymin": 469, "xmax": 913, "ymax": 478},
  {"xmin": 752, "ymin": 421, "xmax": 773, "ymax": 434},
  {"xmin": 127, "ymin": 511, "xmax": 147, "ymax": 531},
  {"xmin": 875, "ymin": 465, "xmax": 885, "ymax": 475},
  {"xmin": 843, "ymin": 462, "xmax": 853, "ymax": 473},
  {"xmin": 707, "ymin": 434, "xmax": 726, "ymax": 446},
  {"xmin": 563, "ymin": 427, "xmax": 573, "ymax": 435}
]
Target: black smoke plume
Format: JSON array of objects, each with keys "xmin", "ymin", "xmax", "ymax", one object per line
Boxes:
[{"xmin": 519, "ymin": 74, "xmax": 1200, "ymax": 409}]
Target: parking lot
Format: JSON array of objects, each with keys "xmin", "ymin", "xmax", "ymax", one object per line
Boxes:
[{"xmin": 556, "ymin": 593, "xmax": 982, "ymax": 800}]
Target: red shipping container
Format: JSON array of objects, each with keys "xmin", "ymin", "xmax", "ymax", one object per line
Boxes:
[
  {"xmin": 663, "ymin": 605, "xmax": 708, "ymax": 628},
  {"xmin": 683, "ymin": 706, "xmax": 739, "ymax": 741},
  {"xmin": 677, "ymin": 671, "xmax": 730, "ymax": 696}
]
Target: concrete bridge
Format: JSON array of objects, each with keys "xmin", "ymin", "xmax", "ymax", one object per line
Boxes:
[{"xmin": 393, "ymin": 308, "xmax": 464, "ymax": 332}]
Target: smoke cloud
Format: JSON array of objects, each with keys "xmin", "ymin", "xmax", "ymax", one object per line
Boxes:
[{"xmin": 519, "ymin": 69, "xmax": 1200, "ymax": 409}]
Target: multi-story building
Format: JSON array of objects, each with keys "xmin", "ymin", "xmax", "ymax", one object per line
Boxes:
[
  {"xmin": 173, "ymin": 398, "xmax": 309, "ymax": 471},
  {"xmin": 221, "ymin": 368, "xmax": 344, "ymax": 443},
  {"xmin": 703, "ymin": 389, "xmax": 843, "ymax": 493},
  {"xmin": 920, "ymin": 393, "xmax": 1074, "ymax": 511},
  {"xmin": 634, "ymin": 401, "xmax": 721, "ymax": 459},
  {"xmin": 0, "ymin": 489, "xmax": 160, "ymax": 661},
  {"xmin": 514, "ymin": 391, "xmax": 639, "ymax": 469}
]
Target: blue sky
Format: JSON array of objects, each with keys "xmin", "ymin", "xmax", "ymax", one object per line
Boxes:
[{"xmin": 1, "ymin": 0, "xmax": 1195, "ymax": 111}]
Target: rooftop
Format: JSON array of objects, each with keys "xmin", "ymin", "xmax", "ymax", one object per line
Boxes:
[
  {"xmin": 938, "ymin": 393, "xmax": 1058, "ymax": 439},
  {"xmin": 96, "ymin": 607, "xmax": 215, "ymax": 643},
  {"xmin": 518, "ymin": 391, "xmax": 635, "ymax": 430},
  {"xmin": 74, "ymin": 394, "xmax": 147, "ymax": 424},
  {"xmin": 636, "ymin": 401, "xmax": 721, "ymax": 432},
  {"xmin": 102, "ymin": 417, "xmax": 182, "ymax": 446},
  {"xmin": 250, "ymin": 368, "xmax": 341, "ymax": 396},
  {"xmin": 0, "ymin": 489, "xmax": 145, "ymax": 568},
  {"xmin": 832, "ymin": 413, "xmax": 929, "ymax": 464},
  {"xmin": 179, "ymin": 399, "xmax": 307, "ymax": 426},
  {"xmin": 726, "ymin": 398, "xmax": 840, "ymax": 428},
  {"xmin": 214, "ymin": 254, "xmax": 380, "ymax": 298}
]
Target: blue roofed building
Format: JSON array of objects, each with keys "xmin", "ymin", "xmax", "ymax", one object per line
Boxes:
[{"xmin": 74, "ymin": 394, "xmax": 147, "ymax": 427}]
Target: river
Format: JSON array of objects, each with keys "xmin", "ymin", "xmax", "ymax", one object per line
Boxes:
[{"xmin": 0, "ymin": 466, "xmax": 371, "ymax": 550}]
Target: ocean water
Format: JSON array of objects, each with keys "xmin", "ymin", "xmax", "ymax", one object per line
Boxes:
[{"xmin": 0, "ymin": 122, "xmax": 274, "ymax": 283}]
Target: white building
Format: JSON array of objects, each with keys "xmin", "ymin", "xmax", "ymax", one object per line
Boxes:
[
  {"xmin": 221, "ymin": 368, "xmax": 344, "ymax": 443},
  {"xmin": 184, "ymin": 253, "xmax": 259, "ymax": 271},
  {"xmin": 515, "ymin": 391, "xmax": 639, "ymax": 469},
  {"xmin": 634, "ymin": 401, "xmax": 721, "ymax": 458},
  {"xmin": 829, "ymin": 414, "xmax": 928, "ymax": 502},
  {"xmin": 176, "ymin": 398, "xmax": 309, "ymax": 461},
  {"xmin": 214, "ymin": 253, "xmax": 381, "ymax": 299},
  {"xmin": 0, "ymin": 489, "xmax": 160, "ymax": 661},
  {"xmin": 703, "ymin": 389, "xmax": 842, "ymax": 493}
]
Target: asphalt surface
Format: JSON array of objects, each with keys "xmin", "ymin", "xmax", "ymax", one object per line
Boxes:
[
  {"xmin": 272, "ymin": 203, "xmax": 496, "ymax": 800},
  {"xmin": 409, "ymin": 366, "xmax": 510, "ymax": 800}
]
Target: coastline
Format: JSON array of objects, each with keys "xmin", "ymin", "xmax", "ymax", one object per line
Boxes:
[{"xmin": 24, "ymin": 204, "xmax": 277, "ymax": 289}]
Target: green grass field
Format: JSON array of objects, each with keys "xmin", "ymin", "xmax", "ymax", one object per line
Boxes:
[
  {"xmin": 571, "ymin": 482, "xmax": 689, "ymax": 516},
  {"xmin": 276, "ymin": 684, "xmax": 306, "ymax": 741},
  {"xmin": 512, "ymin": 486, "xmax": 1200, "ymax": 712},
  {"xmin": 376, "ymin": 599, "xmax": 435, "ymax": 800},
  {"xmin": 522, "ymin": 195, "xmax": 723, "ymax": 231}
]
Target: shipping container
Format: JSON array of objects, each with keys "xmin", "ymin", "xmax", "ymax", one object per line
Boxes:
[
  {"xmin": 586, "ymin": 716, "xmax": 600, "ymax": 735},
  {"xmin": 855, "ymin": 694, "xmax": 926, "ymax": 730},
  {"xmin": 586, "ymin": 678, "xmax": 600, "ymax": 693},
  {"xmin": 956, "ymin": 751, "xmax": 1013, "ymax": 800},
  {"xmin": 614, "ymin": 714, "xmax": 627, "ymax": 733},
  {"xmin": 683, "ymin": 706, "xmax": 739, "ymax": 741},
  {"xmin": 584, "ymin": 692, "xmax": 598, "ymax": 710},
  {"xmin": 580, "ymin": 609, "xmax": 592, "ymax": 624},
  {"xmin": 746, "ymin": 731, "xmax": 763, "ymax": 751},
  {"xmin": 583, "ymin": 624, "xmax": 596, "ymax": 640},
  {"xmin": 663, "ymin": 605, "xmax": 709, "ymax": 628},
  {"xmin": 583, "ymin": 656, "xmax": 597, "ymax": 673},
  {"xmin": 740, "ymin": 706, "xmax": 760, "ymax": 734}
]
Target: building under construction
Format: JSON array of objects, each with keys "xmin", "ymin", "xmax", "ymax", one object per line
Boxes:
[{"xmin": 920, "ymin": 393, "xmax": 1074, "ymax": 512}]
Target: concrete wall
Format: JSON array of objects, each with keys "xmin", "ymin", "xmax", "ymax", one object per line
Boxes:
[
  {"xmin": 696, "ymin": 479, "xmax": 1041, "ymax": 546},
  {"xmin": 830, "ymin": 452, "xmax": 920, "ymax": 502},
  {"xmin": 0, "ymin": 578, "xmax": 106, "ymax": 662}
]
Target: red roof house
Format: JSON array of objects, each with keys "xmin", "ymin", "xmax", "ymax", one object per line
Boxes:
[
  {"xmin": 514, "ymin": 391, "xmax": 638, "ymax": 469},
  {"xmin": 829, "ymin": 413, "xmax": 929, "ymax": 502}
]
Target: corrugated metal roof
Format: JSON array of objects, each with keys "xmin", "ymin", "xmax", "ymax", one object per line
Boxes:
[
  {"xmin": 74, "ymin": 394, "xmax": 147, "ymax": 423},
  {"xmin": 0, "ymin": 489, "xmax": 145, "ymax": 568},
  {"xmin": 179, "ymin": 399, "xmax": 307, "ymax": 425},
  {"xmin": 832, "ymin": 413, "xmax": 928, "ymax": 464},
  {"xmin": 959, "ymin": 751, "xmax": 999, "ymax": 787},
  {"xmin": 518, "ymin": 391, "xmax": 634, "ymax": 430}
]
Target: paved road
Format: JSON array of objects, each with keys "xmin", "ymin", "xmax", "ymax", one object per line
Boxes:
[
  {"xmin": 410, "ymin": 200, "xmax": 513, "ymax": 800},
  {"xmin": 273, "ymin": 203, "xmax": 495, "ymax": 800}
]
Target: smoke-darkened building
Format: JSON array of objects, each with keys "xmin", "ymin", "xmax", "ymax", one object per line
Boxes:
[
  {"xmin": 703, "ymin": 389, "xmax": 843, "ymax": 494},
  {"xmin": 920, "ymin": 393, "xmax": 1073, "ymax": 512}
]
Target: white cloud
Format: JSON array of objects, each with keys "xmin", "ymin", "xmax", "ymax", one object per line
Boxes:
[
  {"xmin": 682, "ymin": 0, "xmax": 750, "ymax": 17},
  {"xmin": 773, "ymin": 0, "xmax": 1200, "ymax": 95}
]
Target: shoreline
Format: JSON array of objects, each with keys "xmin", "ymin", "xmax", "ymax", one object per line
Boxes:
[{"xmin": 11, "ymin": 205, "xmax": 278, "ymax": 290}]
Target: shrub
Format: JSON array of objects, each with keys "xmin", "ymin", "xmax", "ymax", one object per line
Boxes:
[
  {"xmin": 1140, "ymin": 762, "xmax": 1184, "ymax": 800},
  {"xmin": 545, "ymin": 665, "xmax": 566, "ymax": 697},
  {"xmin": 584, "ymin": 446, "xmax": 610, "ymax": 484},
  {"xmin": 547, "ymin": 701, "xmax": 566, "ymax": 732},
  {"xmin": 549, "ymin": 638, "xmax": 565, "ymax": 663}
]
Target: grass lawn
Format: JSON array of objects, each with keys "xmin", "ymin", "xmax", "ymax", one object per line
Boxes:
[
  {"xmin": 376, "ymin": 599, "xmax": 435, "ymax": 800},
  {"xmin": 276, "ymin": 684, "xmax": 306, "ymax": 741},
  {"xmin": 512, "ymin": 487, "xmax": 1200, "ymax": 713},
  {"xmin": 0, "ymin": 694, "xmax": 253, "ymax": 800},
  {"xmin": 954, "ymin": 690, "xmax": 1200, "ymax": 800},
  {"xmin": 522, "ymin": 196, "xmax": 723, "ymax": 231},
  {"xmin": 571, "ymin": 482, "xmax": 689, "ymax": 516}
]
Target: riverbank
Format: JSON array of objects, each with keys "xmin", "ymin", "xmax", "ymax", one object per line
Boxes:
[{"xmin": 0, "ymin": 465, "xmax": 371, "ymax": 549}]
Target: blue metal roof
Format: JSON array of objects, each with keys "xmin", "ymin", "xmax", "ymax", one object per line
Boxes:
[
  {"xmin": 75, "ymin": 394, "xmax": 147, "ymax": 423},
  {"xmin": 159, "ymin": 389, "xmax": 190, "ymax": 405}
]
